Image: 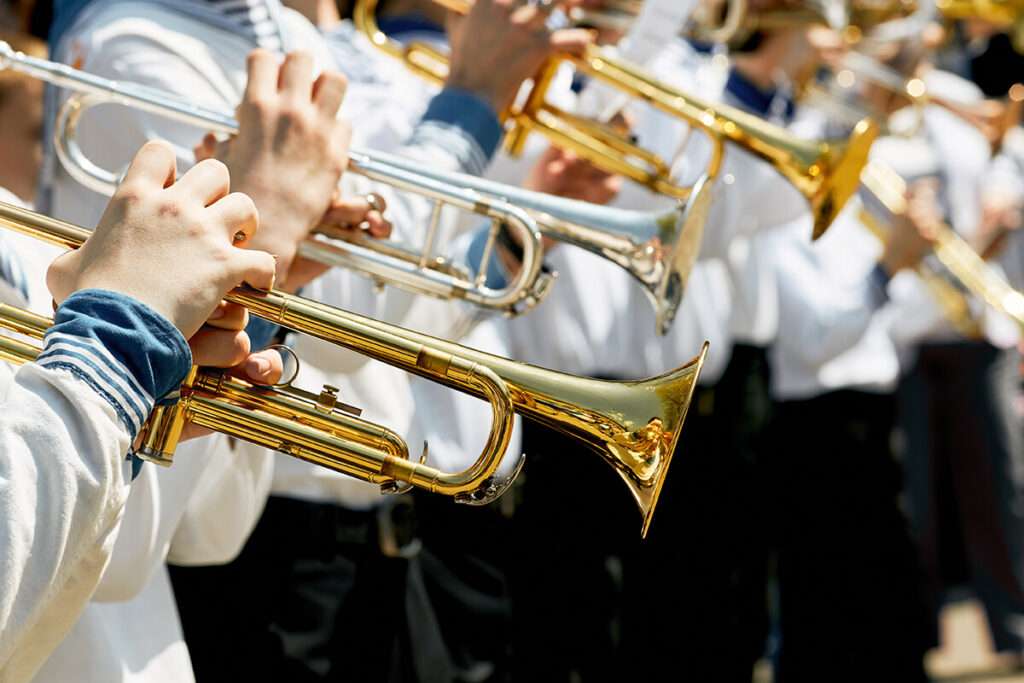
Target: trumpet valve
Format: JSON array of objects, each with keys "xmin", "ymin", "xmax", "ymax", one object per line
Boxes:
[{"xmin": 316, "ymin": 384, "xmax": 363, "ymax": 417}]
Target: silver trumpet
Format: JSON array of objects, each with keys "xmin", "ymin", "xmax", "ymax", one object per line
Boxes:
[{"xmin": 1, "ymin": 41, "xmax": 702, "ymax": 332}]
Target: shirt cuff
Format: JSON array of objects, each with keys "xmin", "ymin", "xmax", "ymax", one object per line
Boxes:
[
  {"xmin": 36, "ymin": 289, "xmax": 192, "ymax": 439},
  {"xmin": 415, "ymin": 88, "xmax": 503, "ymax": 174},
  {"xmin": 868, "ymin": 263, "xmax": 891, "ymax": 309},
  {"xmin": 246, "ymin": 316, "xmax": 281, "ymax": 352}
]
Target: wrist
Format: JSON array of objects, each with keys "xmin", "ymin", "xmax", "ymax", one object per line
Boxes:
[{"xmin": 444, "ymin": 75, "xmax": 505, "ymax": 115}]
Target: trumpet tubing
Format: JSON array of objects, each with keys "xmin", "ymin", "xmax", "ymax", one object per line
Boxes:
[
  {"xmin": 860, "ymin": 161, "xmax": 1024, "ymax": 330},
  {"xmin": 0, "ymin": 200, "xmax": 707, "ymax": 535}
]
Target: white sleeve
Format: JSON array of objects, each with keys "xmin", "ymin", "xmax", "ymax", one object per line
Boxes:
[
  {"xmin": 88, "ymin": 435, "xmax": 274, "ymax": 602},
  {"xmin": 0, "ymin": 363, "xmax": 132, "ymax": 680},
  {"xmin": 167, "ymin": 440, "xmax": 273, "ymax": 566}
]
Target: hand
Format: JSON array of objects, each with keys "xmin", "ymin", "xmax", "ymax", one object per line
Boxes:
[
  {"xmin": 446, "ymin": 0, "xmax": 594, "ymax": 114},
  {"xmin": 978, "ymin": 189, "xmax": 1024, "ymax": 258},
  {"xmin": 179, "ymin": 301, "xmax": 284, "ymax": 442},
  {"xmin": 196, "ymin": 134, "xmax": 391, "ymax": 291},
  {"xmin": 214, "ymin": 50, "xmax": 351, "ymax": 280},
  {"xmin": 280, "ymin": 192, "xmax": 394, "ymax": 292},
  {"xmin": 525, "ymin": 144, "xmax": 622, "ymax": 206},
  {"xmin": 46, "ymin": 141, "xmax": 276, "ymax": 339},
  {"xmin": 879, "ymin": 178, "xmax": 942, "ymax": 275}
]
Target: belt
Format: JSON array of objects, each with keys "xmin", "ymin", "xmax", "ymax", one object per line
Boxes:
[{"xmin": 266, "ymin": 495, "xmax": 422, "ymax": 559}]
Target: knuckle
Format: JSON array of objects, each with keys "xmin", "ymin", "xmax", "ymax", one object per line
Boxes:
[{"xmin": 115, "ymin": 181, "xmax": 147, "ymax": 204}]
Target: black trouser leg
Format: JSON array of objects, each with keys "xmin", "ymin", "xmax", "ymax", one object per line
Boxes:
[{"xmin": 771, "ymin": 392, "xmax": 932, "ymax": 683}]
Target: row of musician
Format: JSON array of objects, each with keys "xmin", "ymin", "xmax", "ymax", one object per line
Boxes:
[{"xmin": 1, "ymin": 0, "xmax": 1023, "ymax": 680}]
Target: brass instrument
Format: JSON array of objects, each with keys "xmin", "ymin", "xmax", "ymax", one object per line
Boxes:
[
  {"xmin": 570, "ymin": 0, "xmax": 916, "ymax": 48},
  {"xmin": 808, "ymin": 51, "xmax": 1024, "ymax": 147},
  {"xmin": 0, "ymin": 200, "xmax": 707, "ymax": 536},
  {"xmin": 860, "ymin": 161, "xmax": 1024, "ymax": 332},
  {"xmin": 354, "ymin": 0, "xmax": 879, "ymax": 238},
  {"xmin": 0, "ymin": 41, "xmax": 706, "ymax": 334},
  {"xmin": 936, "ymin": 0, "xmax": 1024, "ymax": 51}
]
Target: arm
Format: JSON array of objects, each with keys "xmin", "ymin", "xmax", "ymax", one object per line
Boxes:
[{"xmin": 0, "ymin": 290, "xmax": 189, "ymax": 681}]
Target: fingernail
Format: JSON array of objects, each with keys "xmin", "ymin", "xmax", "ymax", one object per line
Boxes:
[
  {"xmin": 209, "ymin": 306, "xmax": 226, "ymax": 320},
  {"xmin": 245, "ymin": 356, "xmax": 272, "ymax": 379}
]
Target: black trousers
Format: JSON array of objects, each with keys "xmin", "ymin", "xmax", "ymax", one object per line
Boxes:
[
  {"xmin": 507, "ymin": 345, "xmax": 774, "ymax": 682},
  {"xmin": 769, "ymin": 390, "xmax": 932, "ymax": 683},
  {"xmin": 169, "ymin": 492, "xmax": 514, "ymax": 683},
  {"xmin": 899, "ymin": 341, "xmax": 1024, "ymax": 653}
]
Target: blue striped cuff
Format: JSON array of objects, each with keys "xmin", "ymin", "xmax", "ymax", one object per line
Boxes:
[
  {"xmin": 415, "ymin": 88, "xmax": 503, "ymax": 174},
  {"xmin": 36, "ymin": 289, "xmax": 192, "ymax": 438}
]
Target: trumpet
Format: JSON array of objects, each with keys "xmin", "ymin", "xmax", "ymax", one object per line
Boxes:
[
  {"xmin": 2, "ymin": 41, "xmax": 704, "ymax": 331},
  {"xmin": 859, "ymin": 161, "xmax": 1024, "ymax": 332},
  {"xmin": 0, "ymin": 200, "xmax": 707, "ymax": 536},
  {"xmin": 0, "ymin": 41, "xmax": 703, "ymax": 334},
  {"xmin": 354, "ymin": 0, "xmax": 879, "ymax": 238}
]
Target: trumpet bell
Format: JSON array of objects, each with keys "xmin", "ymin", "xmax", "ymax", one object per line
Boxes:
[
  {"xmin": 804, "ymin": 118, "xmax": 879, "ymax": 239},
  {"xmin": 519, "ymin": 342, "xmax": 709, "ymax": 537},
  {"xmin": 649, "ymin": 174, "xmax": 714, "ymax": 335}
]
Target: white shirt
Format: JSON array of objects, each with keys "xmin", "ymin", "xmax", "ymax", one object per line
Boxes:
[
  {"xmin": 768, "ymin": 204, "xmax": 901, "ymax": 400},
  {"xmin": 883, "ymin": 72, "xmax": 1019, "ymax": 354}
]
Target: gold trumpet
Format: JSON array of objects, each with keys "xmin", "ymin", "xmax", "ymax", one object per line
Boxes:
[
  {"xmin": 859, "ymin": 161, "xmax": 1024, "ymax": 332},
  {"xmin": 0, "ymin": 200, "xmax": 707, "ymax": 536},
  {"xmin": 354, "ymin": 0, "xmax": 879, "ymax": 238}
]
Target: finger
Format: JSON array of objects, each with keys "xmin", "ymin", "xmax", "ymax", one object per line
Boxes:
[
  {"xmin": 204, "ymin": 301, "xmax": 249, "ymax": 331},
  {"xmin": 235, "ymin": 348, "xmax": 284, "ymax": 385},
  {"xmin": 312, "ymin": 70, "xmax": 348, "ymax": 118},
  {"xmin": 193, "ymin": 133, "xmax": 219, "ymax": 163},
  {"xmin": 120, "ymin": 140, "xmax": 178, "ymax": 191},
  {"xmin": 232, "ymin": 248, "xmax": 278, "ymax": 291},
  {"xmin": 177, "ymin": 158, "xmax": 231, "ymax": 207},
  {"xmin": 210, "ymin": 192, "xmax": 260, "ymax": 245},
  {"xmin": 321, "ymin": 194, "xmax": 386, "ymax": 228},
  {"xmin": 189, "ymin": 326, "xmax": 251, "ymax": 368},
  {"xmin": 278, "ymin": 51, "xmax": 315, "ymax": 99},
  {"xmin": 364, "ymin": 212, "xmax": 393, "ymax": 239},
  {"xmin": 550, "ymin": 27, "xmax": 594, "ymax": 55},
  {"xmin": 243, "ymin": 48, "xmax": 278, "ymax": 103}
]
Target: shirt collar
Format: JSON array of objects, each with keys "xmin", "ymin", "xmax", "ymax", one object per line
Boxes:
[{"xmin": 725, "ymin": 66, "xmax": 795, "ymax": 121}]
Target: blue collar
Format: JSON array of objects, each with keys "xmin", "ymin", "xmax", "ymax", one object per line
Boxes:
[
  {"xmin": 725, "ymin": 67, "xmax": 794, "ymax": 120},
  {"xmin": 377, "ymin": 14, "xmax": 445, "ymax": 38}
]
